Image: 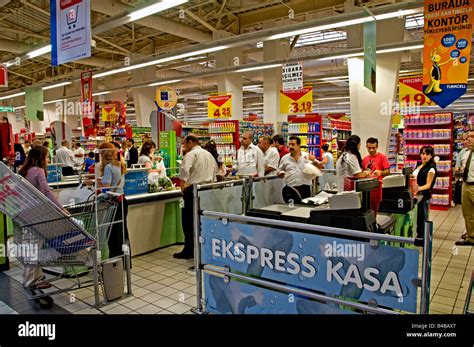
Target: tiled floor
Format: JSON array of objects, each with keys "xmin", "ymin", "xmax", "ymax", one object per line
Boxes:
[{"xmin": 0, "ymin": 206, "xmax": 472, "ymax": 315}]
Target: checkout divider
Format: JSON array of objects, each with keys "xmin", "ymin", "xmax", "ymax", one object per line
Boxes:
[{"xmin": 191, "ymin": 177, "xmax": 433, "ymax": 315}]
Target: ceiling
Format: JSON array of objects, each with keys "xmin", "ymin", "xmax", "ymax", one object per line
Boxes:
[{"xmin": 0, "ymin": 0, "xmax": 473, "ymax": 121}]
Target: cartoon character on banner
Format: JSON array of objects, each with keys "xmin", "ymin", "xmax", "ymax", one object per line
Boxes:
[{"xmin": 424, "ymin": 47, "xmax": 455, "ymax": 95}]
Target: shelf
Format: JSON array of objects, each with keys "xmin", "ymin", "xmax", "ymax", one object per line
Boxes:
[
  {"xmin": 288, "ymin": 132, "xmax": 321, "ymax": 135},
  {"xmin": 301, "ymin": 145, "xmax": 321, "ymax": 147},
  {"xmin": 405, "ymin": 154, "xmax": 452, "ymax": 157},
  {"xmin": 323, "ymin": 127, "xmax": 351, "ymax": 131},
  {"xmin": 404, "ymin": 122, "xmax": 451, "ymax": 126},
  {"xmin": 405, "ymin": 138, "xmax": 452, "ymax": 141},
  {"xmin": 433, "ymin": 187, "xmax": 450, "ymax": 191}
]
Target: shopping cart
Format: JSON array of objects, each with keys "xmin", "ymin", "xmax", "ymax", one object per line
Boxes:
[{"xmin": 0, "ymin": 162, "xmax": 132, "ymax": 309}]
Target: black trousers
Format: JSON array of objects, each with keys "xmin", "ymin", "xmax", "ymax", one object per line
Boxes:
[
  {"xmin": 181, "ymin": 187, "xmax": 195, "ymax": 255},
  {"xmin": 62, "ymin": 166, "xmax": 75, "ymax": 176},
  {"xmin": 294, "ymin": 184, "xmax": 312, "ymax": 199},
  {"xmin": 108, "ymin": 197, "xmax": 130, "ymax": 259}
]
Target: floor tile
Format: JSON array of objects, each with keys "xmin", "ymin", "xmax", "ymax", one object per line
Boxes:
[
  {"xmin": 167, "ymin": 303, "xmax": 192, "ymax": 314},
  {"xmin": 154, "ymin": 297, "xmax": 178, "ymax": 310}
]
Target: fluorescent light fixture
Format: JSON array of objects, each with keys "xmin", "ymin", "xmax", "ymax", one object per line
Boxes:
[
  {"xmin": 243, "ymin": 84, "xmax": 263, "ymax": 90},
  {"xmin": 42, "ymin": 81, "xmax": 72, "ymax": 90},
  {"xmin": 94, "ymin": 45, "xmax": 228, "ymax": 78},
  {"xmin": 128, "ymin": 0, "xmax": 188, "ymax": 21},
  {"xmin": 0, "ymin": 92, "xmax": 25, "ymax": 100},
  {"xmin": 315, "ymin": 96, "xmax": 350, "ymax": 101},
  {"xmin": 461, "ymin": 94, "xmax": 474, "ymax": 98},
  {"xmin": 378, "ymin": 44, "xmax": 423, "ymax": 54},
  {"xmin": 318, "ymin": 76, "xmax": 348, "ymax": 81},
  {"xmin": 26, "ymin": 45, "xmax": 52, "ymax": 59},
  {"xmin": 235, "ymin": 64, "xmax": 282, "ymax": 73},
  {"xmin": 148, "ymin": 79, "xmax": 182, "ymax": 87},
  {"xmin": 468, "ymin": 78, "xmax": 474, "ymax": 81},
  {"xmin": 14, "ymin": 106, "xmax": 25, "ymax": 110},
  {"xmin": 92, "ymin": 91, "xmax": 111, "ymax": 96},
  {"xmin": 320, "ymin": 43, "xmax": 423, "ymax": 61},
  {"xmin": 44, "ymin": 98, "xmax": 65, "ymax": 105},
  {"xmin": 319, "ymin": 52, "xmax": 363, "ymax": 61}
]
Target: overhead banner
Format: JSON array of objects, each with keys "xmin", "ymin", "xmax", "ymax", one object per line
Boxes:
[
  {"xmin": 155, "ymin": 86, "xmax": 177, "ymax": 111},
  {"xmin": 0, "ymin": 64, "xmax": 7, "ymax": 88},
  {"xmin": 101, "ymin": 104, "xmax": 116, "ymax": 122},
  {"xmin": 423, "ymin": 0, "xmax": 473, "ymax": 108},
  {"xmin": 208, "ymin": 94, "xmax": 232, "ymax": 119},
  {"xmin": 399, "ymin": 76, "xmax": 434, "ymax": 107},
  {"xmin": 282, "ymin": 63, "xmax": 303, "ymax": 91},
  {"xmin": 280, "ymin": 86, "xmax": 313, "ymax": 115},
  {"xmin": 363, "ymin": 9, "xmax": 376, "ymax": 92},
  {"xmin": 51, "ymin": 0, "xmax": 92, "ymax": 66},
  {"xmin": 201, "ymin": 217, "xmax": 420, "ymax": 313},
  {"xmin": 25, "ymin": 87, "xmax": 43, "ymax": 121},
  {"xmin": 80, "ymin": 70, "xmax": 93, "ymax": 118}
]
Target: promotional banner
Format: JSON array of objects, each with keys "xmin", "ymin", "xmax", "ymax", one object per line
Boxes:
[
  {"xmin": 101, "ymin": 104, "xmax": 116, "ymax": 122},
  {"xmin": 282, "ymin": 63, "xmax": 303, "ymax": 91},
  {"xmin": 280, "ymin": 86, "xmax": 313, "ymax": 115},
  {"xmin": 81, "ymin": 70, "xmax": 93, "ymax": 118},
  {"xmin": 363, "ymin": 9, "xmax": 376, "ymax": 92},
  {"xmin": 399, "ymin": 76, "xmax": 434, "ymax": 107},
  {"xmin": 155, "ymin": 86, "xmax": 177, "ymax": 111},
  {"xmin": 0, "ymin": 64, "xmax": 7, "ymax": 88},
  {"xmin": 25, "ymin": 87, "xmax": 43, "ymax": 121},
  {"xmin": 208, "ymin": 94, "xmax": 232, "ymax": 119},
  {"xmin": 201, "ymin": 217, "xmax": 420, "ymax": 312},
  {"xmin": 204, "ymin": 273, "xmax": 357, "ymax": 314},
  {"xmin": 0, "ymin": 106, "xmax": 14, "ymax": 112},
  {"xmin": 50, "ymin": 0, "xmax": 91, "ymax": 66},
  {"xmin": 423, "ymin": 0, "xmax": 473, "ymax": 108}
]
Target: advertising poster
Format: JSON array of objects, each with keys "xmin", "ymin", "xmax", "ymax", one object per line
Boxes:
[
  {"xmin": 0, "ymin": 64, "xmax": 7, "ymax": 88},
  {"xmin": 201, "ymin": 217, "xmax": 420, "ymax": 313},
  {"xmin": 280, "ymin": 87, "xmax": 312, "ymax": 115},
  {"xmin": 399, "ymin": 76, "xmax": 434, "ymax": 107},
  {"xmin": 363, "ymin": 9, "xmax": 376, "ymax": 92},
  {"xmin": 25, "ymin": 87, "xmax": 43, "ymax": 121},
  {"xmin": 51, "ymin": 0, "xmax": 91, "ymax": 66},
  {"xmin": 81, "ymin": 70, "xmax": 93, "ymax": 118},
  {"xmin": 282, "ymin": 63, "xmax": 303, "ymax": 91},
  {"xmin": 101, "ymin": 104, "xmax": 116, "ymax": 122},
  {"xmin": 155, "ymin": 86, "xmax": 177, "ymax": 111},
  {"xmin": 208, "ymin": 94, "xmax": 232, "ymax": 119},
  {"xmin": 423, "ymin": 0, "xmax": 473, "ymax": 108}
]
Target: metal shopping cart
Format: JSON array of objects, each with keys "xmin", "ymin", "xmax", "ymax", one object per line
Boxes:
[{"xmin": 0, "ymin": 162, "xmax": 132, "ymax": 309}]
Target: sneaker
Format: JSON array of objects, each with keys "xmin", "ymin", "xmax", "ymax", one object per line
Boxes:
[
  {"xmin": 173, "ymin": 251, "xmax": 193, "ymax": 259},
  {"xmin": 461, "ymin": 233, "xmax": 467, "ymax": 240}
]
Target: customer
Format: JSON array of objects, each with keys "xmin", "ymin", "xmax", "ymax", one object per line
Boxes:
[
  {"xmin": 203, "ymin": 140, "xmax": 226, "ymax": 181},
  {"xmin": 83, "ymin": 152, "xmax": 95, "ymax": 173},
  {"xmin": 138, "ymin": 140, "xmax": 166, "ymax": 175},
  {"xmin": 19, "ymin": 146, "xmax": 63, "ymax": 289},
  {"xmin": 174, "ymin": 135, "xmax": 217, "ymax": 259},
  {"xmin": 336, "ymin": 135, "xmax": 370, "ymax": 192},
  {"xmin": 318, "ymin": 144, "xmax": 335, "ymax": 191},
  {"xmin": 13, "ymin": 143, "xmax": 26, "ymax": 173},
  {"xmin": 126, "ymin": 139, "xmax": 139, "ymax": 168},
  {"xmin": 258, "ymin": 136, "xmax": 280, "ymax": 176},
  {"xmin": 236, "ymin": 131, "xmax": 264, "ymax": 177},
  {"xmin": 412, "ymin": 146, "xmax": 437, "ymax": 239},
  {"xmin": 272, "ymin": 134, "xmax": 290, "ymax": 159},
  {"xmin": 278, "ymin": 136, "xmax": 319, "ymax": 199},
  {"xmin": 454, "ymin": 133, "xmax": 470, "ymax": 205},
  {"xmin": 95, "ymin": 142, "xmax": 130, "ymax": 258},
  {"xmin": 362, "ymin": 137, "xmax": 390, "ymax": 215},
  {"xmin": 55, "ymin": 140, "xmax": 75, "ymax": 176},
  {"xmin": 72, "ymin": 142, "xmax": 85, "ymax": 172},
  {"xmin": 23, "ymin": 141, "xmax": 31, "ymax": 155},
  {"xmin": 456, "ymin": 129, "xmax": 474, "ymax": 246}
]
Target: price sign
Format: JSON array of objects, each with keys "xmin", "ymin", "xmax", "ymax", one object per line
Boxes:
[
  {"xmin": 280, "ymin": 87, "xmax": 313, "ymax": 115},
  {"xmin": 155, "ymin": 86, "xmax": 177, "ymax": 111},
  {"xmin": 399, "ymin": 76, "xmax": 434, "ymax": 107},
  {"xmin": 101, "ymin": 105, "xmax": 116, "ymax": 122},
  {"xmin": 208, "ymin": 94, "xmax": 232, "ymax": 119}
]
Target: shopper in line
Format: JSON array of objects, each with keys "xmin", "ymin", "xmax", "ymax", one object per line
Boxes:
[
  {"xmin": 456, "ymin": 129, "xmax": 474, "ymax": 246},
  {"xmin": 454, "ymin": 133, "xmax": 470, "ymax": 205},
  {"xmin": 174, "ymin": 134, "xmax": 217, "ymax": 259},
  {"xmin": 83, "ymin": 152, "xmax": 95, "ymax": 173},
  {"xmin": 19, "ymin": 146, "xmax": 63, "ymax": 290},
  {"xmin": 203, "ymin": 140, "xmax": 226, "ymax": 181},
  {"xmin": 272, "ymin": 134, "xmax": 290, "ymax": 159},
  {"xmin": 362, "ymin": 137, "xmax": 390, "ymax": 215},
  {"xmin": 235, "ymin": 131, "xmax": 265, "ymax": 177},
  {"xmin": 278, "ymin": 136, "xmax": 320, "ymax": 199},
  {"xmin": 72, "ymin": 142, "xmax": 85, "ymax": 172},
  {"xmin": 335, "ymin": 135, "xmax": 370, "ymax": 192},
  {"xmin": 138, "ymin": 140, "xmax": 154, "ymax": 168},
  {"xmin": 126, "ymin": 139, "xmax": 139, "ymax": 168},
  {"xmin": 95, "ymin": 142, "xmax": 130, "ymax": 258},
  {"xmin": 55, "ymin": 140, "xmax": 75, "ymax": 176},
  {"xmin": 258, "ymin": 135, "xmax": 280, "ymax": 176},
  {"xmin": 13, "ymin": 143, "xmax": 26, "ymax": 173},
  {"xmin": 23, "ymin": 141, "xmax": 31, "ymax": 155},
  {"xmin": 412, "ymin": 146, "xmax": 438, "ymax": 239},
  {"xmin": 318, "ymin": 144, "xmax": 335, "ymax": 191}
]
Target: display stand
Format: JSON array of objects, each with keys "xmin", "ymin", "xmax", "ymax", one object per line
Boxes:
[
  {"xmin": 181, "ymin": 125, "xmax": 210, "ymax": 144},
  {"xmin": 209, "ymin": 120, "xmax": 239, "ymax": 167},
  {"xmin": 239, "ymin": 121, "xmax": 274, "ymax": 144},
  {"xmin": 287, "ymin": 114, "xmax": 323, "ymax": 159},
  {"xmin": 404, "ymin": 112, "xmax": 453, "ymax": 210}
]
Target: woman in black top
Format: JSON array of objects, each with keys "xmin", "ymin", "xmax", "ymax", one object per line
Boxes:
[{"xmin": 413, "ymin": 146, "xmax": 437, "ymax": 239}]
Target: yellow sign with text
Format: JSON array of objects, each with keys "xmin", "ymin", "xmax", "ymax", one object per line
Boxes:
[
  {"xmin": 399, "ymin": 76, "xmax": 434, "ymax": 107},
  {"xmin": 208, "ymin": 94, "xmax": 232, "ymax": 119},
  {"xmin": 280, "ymin": 87, "xmax": 313, "ymax": 115},
  {"xmin": 101, "ymin": 105, "xmax": 116, "ymax": 122}
]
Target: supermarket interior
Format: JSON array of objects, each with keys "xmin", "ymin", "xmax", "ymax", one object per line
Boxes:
[{"xmin": 0, "ymin": 0, "xmax": 473, "ymax": 328}]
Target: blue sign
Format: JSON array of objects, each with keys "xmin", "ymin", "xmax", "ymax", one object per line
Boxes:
[
  {"xmin": 201, "ymin": 217, "xmax": 420, "ymax": 312},
  {"xmin": 441, "ymin": 34, "xmax": 456, "ymax": 47},
  {"xmin": 456, "ymin": 39, "xmax": 468, "ymax": 50},
  {"xmin": 51, "ymin": 0, "xmax": 91, "ymax": 66}
]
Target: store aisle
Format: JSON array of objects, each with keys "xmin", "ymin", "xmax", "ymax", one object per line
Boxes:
[{"xmin": 0, "ymin": 208, "xmax": 472, "ymax": 314}]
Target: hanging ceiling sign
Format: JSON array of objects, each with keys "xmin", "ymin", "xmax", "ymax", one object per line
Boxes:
[
  {"xmin": 363, "ymin": 9, "xmax": 376, "ymax": 92},
  {"xmin": 282, "ymin": 63, "xmax": 303, "ymax": 91},
  {"xmin": 51, "ymin": 0, "xmax": 92, "ymax": 66},
  {"xmin": 422, "ymin": 0, "xmax": 473, "ymax": 108},
  {"xmin": 280, "ymin": 87, "xmax": 313, "ymax": 115},
  {"xmin": 208, "ymin": 94, "xmax": 232, "ymax": 119},
  {"xmin": 81, "ymin": 70, "xmax": 93, "ymax": 118},
  {"xmin": 0, "ymin": 64, "xmax": 8, "ymax": 88},
  {"xmin": 101, "ymin": 104, "xmax": 116, "ymax": 122},
  {"xmin": 399, "ymin": 76, "xmax": 434, "ymax": 107},
  {"xmin": 155, "ymin": 86, "xmax": 178, "ymax": 111}
]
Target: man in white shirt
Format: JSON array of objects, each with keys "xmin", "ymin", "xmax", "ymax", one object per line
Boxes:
[
  {"xmin": 72, "ymin": 142, "xmax": 86, "ymax": 171},
  {"xmin": 258, "ymin": 136, "xmax": 280, "ymax": 176},
  {"xmin": 174, "ymin": 134, "xmax": 217, "ymax": 259},
  {"xmin": 278, "ymin": 136, "xmax": 319, "ymax": 199},
  {"xmin": 55, "ymin": 140, "xmax": 75, "ymax": 176},
  {"xmin": 236, "ymin": 132, "xmax": 265, "ymax": 177}
]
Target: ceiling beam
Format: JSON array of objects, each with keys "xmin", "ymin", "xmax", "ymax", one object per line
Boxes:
[{"xmin": 184, "ymin": 9, "xmax": 217, "ymax": 32}]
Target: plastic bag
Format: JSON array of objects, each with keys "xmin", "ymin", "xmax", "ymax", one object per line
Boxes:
[
  {"xmin": 303, "ymin": 162, "xmax": 322, "ymax": 179},
  {"xmin": 58, "ymin": 184, "xmax": 94, "ymax": 206}
]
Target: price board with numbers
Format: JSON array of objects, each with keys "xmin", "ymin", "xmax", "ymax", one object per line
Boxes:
[
  {"xmin": 399, "ymin": 76, "xmax": 434, "ymax": 107},
  {"xmin": 280, "ymin": 87, "xmax": 313, "ymax": 115},
  {"xmin": 208, "ymin": 94, "xmax": 232, "ymax": 119}
]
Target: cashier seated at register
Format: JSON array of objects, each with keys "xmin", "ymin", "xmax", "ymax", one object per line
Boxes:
[
  {"xmin": 335, "ymin": 135, "xmax": 370, "ymax": 192},
  {"xmin": 277, "ymin": 136, "xmax": 320, "ymax": 199}
]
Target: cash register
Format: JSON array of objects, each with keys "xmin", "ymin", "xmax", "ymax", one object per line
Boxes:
[{"xmin": 378, "ymin": 168, "xmax": 414, "ymax": 214}]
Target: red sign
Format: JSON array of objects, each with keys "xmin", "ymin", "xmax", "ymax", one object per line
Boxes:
[
  {"xmin": 60, "ymin": 0, "xmax": 82, "ymax": 10},
  {"xmin": 0, "ymin": 64, "xmax": 7, "ymax": 88},
  {"xmin": 81, "ymin": 70, "xmax": 93, "ymax": 118}
]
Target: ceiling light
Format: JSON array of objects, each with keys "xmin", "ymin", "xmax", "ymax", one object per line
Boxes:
[
  {"xmin": 317, "ymin": 76, "xmax": 348, "ymax": 81},
  {"xmin": 315, "ymin": 96, "xmax": 350, "ymax": 101},
  {"xmin": 235, "ymin": 64, "xmax": 282, "ymax": 73},
  {"xmin": 42, "ymin": 81, "xmax": 72, "ymax": 90},
  {"xmin": 26, "ymin": 45, "xmax": 52, "ymax": 59},
  {"xmin": 128, "ymin": 0, "xmax": 188, "ymax": 21},
  {"xmin": 243, "ymin": 84, "xmax": 263, "ymax": 90},
  {"xmin": 0, "ymin": 92, "xmax": 25, "ymax": 101},
  {"xmin": 44, "ymin": 98, "xmax": 65, "ymax": 105},
  {"xmin": 14, "ymin": 106, "xmax": 25, "ymax": 110},
  {"xmin": 378, "ymin": 44, "xmax": 423, "ymax": 54},
  {"xmin": 148, "ymin": 79, "xmax": 182, "ymax": 87},
  {"xmin": 92, "ymin": 91, "xmax": 111, "ymax": 96}
]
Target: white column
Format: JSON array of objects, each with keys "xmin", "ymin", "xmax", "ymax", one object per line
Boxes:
[{"xmin": 130, "ymin": 66, "xmax": 155, "ymax": 127}]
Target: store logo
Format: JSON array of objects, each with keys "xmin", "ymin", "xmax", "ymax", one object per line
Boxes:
[
  {"xmin": 324, "ymin": 241, "xmax": 365, "ymax": 261},
  {"xmin": 18, "ymin": 322, "xmax": 56, "ymax": 341}
]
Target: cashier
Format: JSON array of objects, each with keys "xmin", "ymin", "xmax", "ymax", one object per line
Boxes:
[
  {"xmin": 138, "ymin": 140, "xmax": 166, "ymax": 177},
  {"xmin": 278, "ymin": 136, "xmax": 320, "ymax": 199},
  {"xmin": 336, "ymin": 135, "xmax": 370, "ymax": 192},
  {"xmin": 235, "ymin": 132, "xmax": 265, "ymax": 177}
]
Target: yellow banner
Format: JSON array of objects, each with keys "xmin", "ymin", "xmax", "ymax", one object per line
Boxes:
[
  {"xmin": 399, "ymin": 76, "xmax": 434, "ymax": 107},
  {"xmin": 280, "ymin": 87, "xmax": 313, "ymax": 115},
  {"xmin": 208, "ymin": 94, "xmax": 232, "ymax": 119},
  {"xmin": 102, "ymin": 105, "xmax": 116, "ymax": 122}
]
